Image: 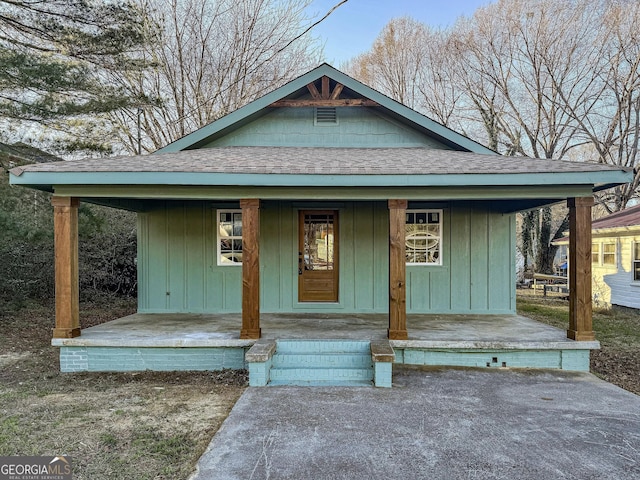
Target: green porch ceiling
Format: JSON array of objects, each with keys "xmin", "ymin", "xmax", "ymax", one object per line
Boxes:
[{"xmin": 48, "ymin": 185, "xmax": 594, "ymax": 214}]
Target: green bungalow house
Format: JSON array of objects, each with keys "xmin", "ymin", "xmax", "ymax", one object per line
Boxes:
[{"xmin": 9, "ymin": 64, "xmax": 634, "ymax": 386}]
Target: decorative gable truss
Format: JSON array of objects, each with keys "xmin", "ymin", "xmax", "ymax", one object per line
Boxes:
[{"xmin": 270, "ymin": 76, "xmax": 380, "ymax": 108}]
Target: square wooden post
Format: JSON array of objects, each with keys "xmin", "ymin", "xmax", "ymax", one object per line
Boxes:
[
  {"xmin": 567, "ymin": 197, "xmax": 595, "ymax": 341},
  {"xmin": 240, "ymin": 199, "xmax": 261, "ymax": 339},
  {"xmin": 51, "ymin": 196, "xmax": 80, "ymax": 338},
  {"xmin": 388, "ymin": 199, "xmax": 408, "ymax": 340}
]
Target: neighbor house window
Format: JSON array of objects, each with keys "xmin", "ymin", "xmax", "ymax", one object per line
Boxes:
[
  {"xmin": 405, "ymin": 210, "xmax": 442, "ymax": 265},
  {"xmin": 633, "ymin": 243, "xmax": 640, "ymax": 281},
  {"xmin": 217, "ymin": 210, "xmax": 242, "ymax": 265},
  {"xmin": 603, "ymin": 243, "xmax": 616, "ymax": 266},
  {"xmin": 592, "ymin": 243, "xmax": 600, "ymax": 264}
]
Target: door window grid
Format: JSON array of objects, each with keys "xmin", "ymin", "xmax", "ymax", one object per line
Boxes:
[{"xmin": 303, "ymin": 214, "xmax": 335, "ymax": 271}]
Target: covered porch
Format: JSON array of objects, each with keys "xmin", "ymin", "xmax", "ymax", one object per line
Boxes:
[
  {"xmin": 48, "ymin": 195, "xmax": 599, "ymax": 343},
  {"xmin": 52, "ymin": 312, "xmax": 598, "ymax": 375}
]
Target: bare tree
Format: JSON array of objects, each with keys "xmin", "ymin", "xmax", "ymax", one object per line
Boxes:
[
  {"xmin": 450, "ymin": 0, "xmax": 618, "ymax": 273},
  {"xmin": 549, "ymin": 1, "xmax": 640, "ymax": 212},
  {"xmin": 345, "ymin": 0, "xmax": 632, "ymax": 273},
  {"xmin": 453, "ymin": 1, "xmax": 604, "ymax": 159},
  {"xmin": 414, "ymin": 31, "xmax": 467, "ymax": 129},
  {"xmin": 343, "ymin": 17, "xmax": 433, "ymax": 110},
  {"xmin": 107, "ymin": 0, "xmax": 345, "ymax": 153}
]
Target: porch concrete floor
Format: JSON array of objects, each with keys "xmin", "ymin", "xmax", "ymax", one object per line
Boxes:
[{"xmin": 52, "ymin": 313, "xmax": 599, "ymax": 350}]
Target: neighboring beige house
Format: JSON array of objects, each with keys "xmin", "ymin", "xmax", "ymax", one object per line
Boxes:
[{"xmin": 556, "ymin": 204, "xmax": 640, "ymax": 309}]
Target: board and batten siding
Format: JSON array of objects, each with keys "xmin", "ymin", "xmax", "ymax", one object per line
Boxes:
[
  {"xmin": 202, "ymin": 107, "xmax": 452, "ymax": 149},
  {"xmin": 137, "ymin": 201, "xmax": 515, "ymax": 314},
  {"xmin": 407, "ymin": 204, "xmax": 516, "ymax": 313},
  {"xmin": 592, "ymin": 234, "xmax": 640, "ymax": 309},
  {"xmin": 137, "ymin": 202, "xmax": 241, "ymax": 312}
]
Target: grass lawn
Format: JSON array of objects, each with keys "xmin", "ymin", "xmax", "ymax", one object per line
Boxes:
[
  {"xmin": 517, "ymin": 291, "xmax": 640, "ymax": 395},
  {"xmin": 1, "ymin": 294, "xmax": 637, "ymax": 479},
  {"xmin": 0, "ymin": 297, "xmax": 246, "ymax": 479}
]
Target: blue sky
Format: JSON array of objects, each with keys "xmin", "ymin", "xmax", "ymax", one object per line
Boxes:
[{"xmin": 308, "ymin": 0, "xmax": 492, "ymax": 65}]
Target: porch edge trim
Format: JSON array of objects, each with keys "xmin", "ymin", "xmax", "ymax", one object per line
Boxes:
[{"xmin": 389, "ymin": 340, "xmax": 600, "ymax": 350}]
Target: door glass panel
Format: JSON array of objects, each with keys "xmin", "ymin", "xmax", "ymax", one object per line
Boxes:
[{"xmin": 303, "ymin": 214, "xmax": 334, "ymax": 271}]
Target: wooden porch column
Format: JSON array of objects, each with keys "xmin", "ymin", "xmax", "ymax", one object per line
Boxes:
[
  {"xmin": 388, "ymin": 199, "xmax": 408, "ymax": 340},
  {"xmin": 240, "ymin": 199, "xmax": 261, "ymax": 339},
  {"xmin": 567, "ymin": 197, "xmax": 595, "ymax": 341},
  {"xmin": 51, "ymin": 196, "xmax": 80, "ymax": 338}
]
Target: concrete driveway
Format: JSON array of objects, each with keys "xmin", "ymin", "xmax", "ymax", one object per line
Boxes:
[{"xmin": 190, "ymin": 366, "xmax": 640, "ymax": 480}]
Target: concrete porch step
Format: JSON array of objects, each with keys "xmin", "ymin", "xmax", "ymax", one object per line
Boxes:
[
  {"xmin": 269, "ymin": 367, "xmax": 374, "ymax": 384},
  {"xmin": 268, "ymin": 378, "xmax": 373, "ymax": 387},
  {"xmin": 266, "ymin": 340, "xmax": 375, "ymax": 386},
  {"xmin": 275, "ymin": 339, "xmax": 371, "ymax": 354},
  {"xmin": 272, "ymin": 352, "xmax": 372, "ymax": 369},
  {"xmin": 246, "ymin": 339, "xmax": 395, "ymax": 387}
]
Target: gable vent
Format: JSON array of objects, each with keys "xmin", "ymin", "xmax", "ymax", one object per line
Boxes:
[{"xmin": 315, "ymin": 107, "xmax": 337, "ymax": 125}]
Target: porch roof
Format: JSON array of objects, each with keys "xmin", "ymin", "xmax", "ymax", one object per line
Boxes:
[{"xmin": 9, "ymin": 146, "xmax": 633, "ymax": 192}]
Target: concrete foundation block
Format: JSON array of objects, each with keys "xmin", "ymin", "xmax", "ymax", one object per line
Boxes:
[
  {"xmin": 374, "ymin": 362, "xmax": 392, "ymax": 388},
  {"xmin": 59, "ymin": 346, "xmax": 247, "ymax": 373},
  {"xmin": 561, "ymin": 350, "xmax": 591, "ymax": 371}
]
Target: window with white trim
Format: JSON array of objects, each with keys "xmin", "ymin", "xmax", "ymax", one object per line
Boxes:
[
  {"xmin": 405, "ymin": 210, "xmax": 442, "ymax": 265},
  {"xmin": 603, "ymin": 242, "xmax": 616, "ymax": 266},
  {"xmin": 217, "ymin": 210, "xmax": 242, "ymax": 265},
  {"xmin": 633, "ymin": 242, "xmax": 640, "ymax": 281}
]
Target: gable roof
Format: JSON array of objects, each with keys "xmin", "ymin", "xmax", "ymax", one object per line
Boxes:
[
  {"xmin": 593, "ymin": 204, "xmax": 640, "ymax": 230},
  {"xmin": 7, "ymin": 63, "xmax": 635, "ymax": 213},
  {"xmin": 156, "ymin": 63, "xmax": 497, "ymax": 155}
]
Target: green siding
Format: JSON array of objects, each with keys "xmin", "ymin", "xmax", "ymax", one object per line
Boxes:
[
  {"xmin": 450, "ymin": 206, "xmax": 472, "ymax": 310},
  {"xmin": 488, "ymin": 212, "xmax": 516, "ymax": 312},
  {"xmin": 167, "ymin": 205, "xmax": 186, "ymax": 310},
  {"xmin": 354, "ymin": 203, "xmax": 375, "ymax": 310},
  {"xmin": 470, "ymin": 210, "xmax": 490, "ymax": 311},
  {"xmin": 137, "ymin": 201, "xmax": 515, "ymax": 314},
  {"xmin": 203, "ymin": 107, "xmax": 450, "ymax": 148},
  {"xmin": 185, "ymin": 206, "xmax": 206, "ymax": 309},
  {"xmin": 138, "ymin": 203, "xmax": 242, "ymax": 313}
]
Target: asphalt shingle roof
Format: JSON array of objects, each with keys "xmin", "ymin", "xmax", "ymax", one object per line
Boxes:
[
  {"xmin": 593, "ymin": 204, "xmax": 640, "ymax": 230},
  {"xmin": 9, "ymin": 147, "xmax": 630, "ymax": 176}
]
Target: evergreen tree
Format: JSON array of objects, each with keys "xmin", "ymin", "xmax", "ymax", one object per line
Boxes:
[{"xmin": 0, "ymin": 0, "xmax": 150, "ymax": 153}]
